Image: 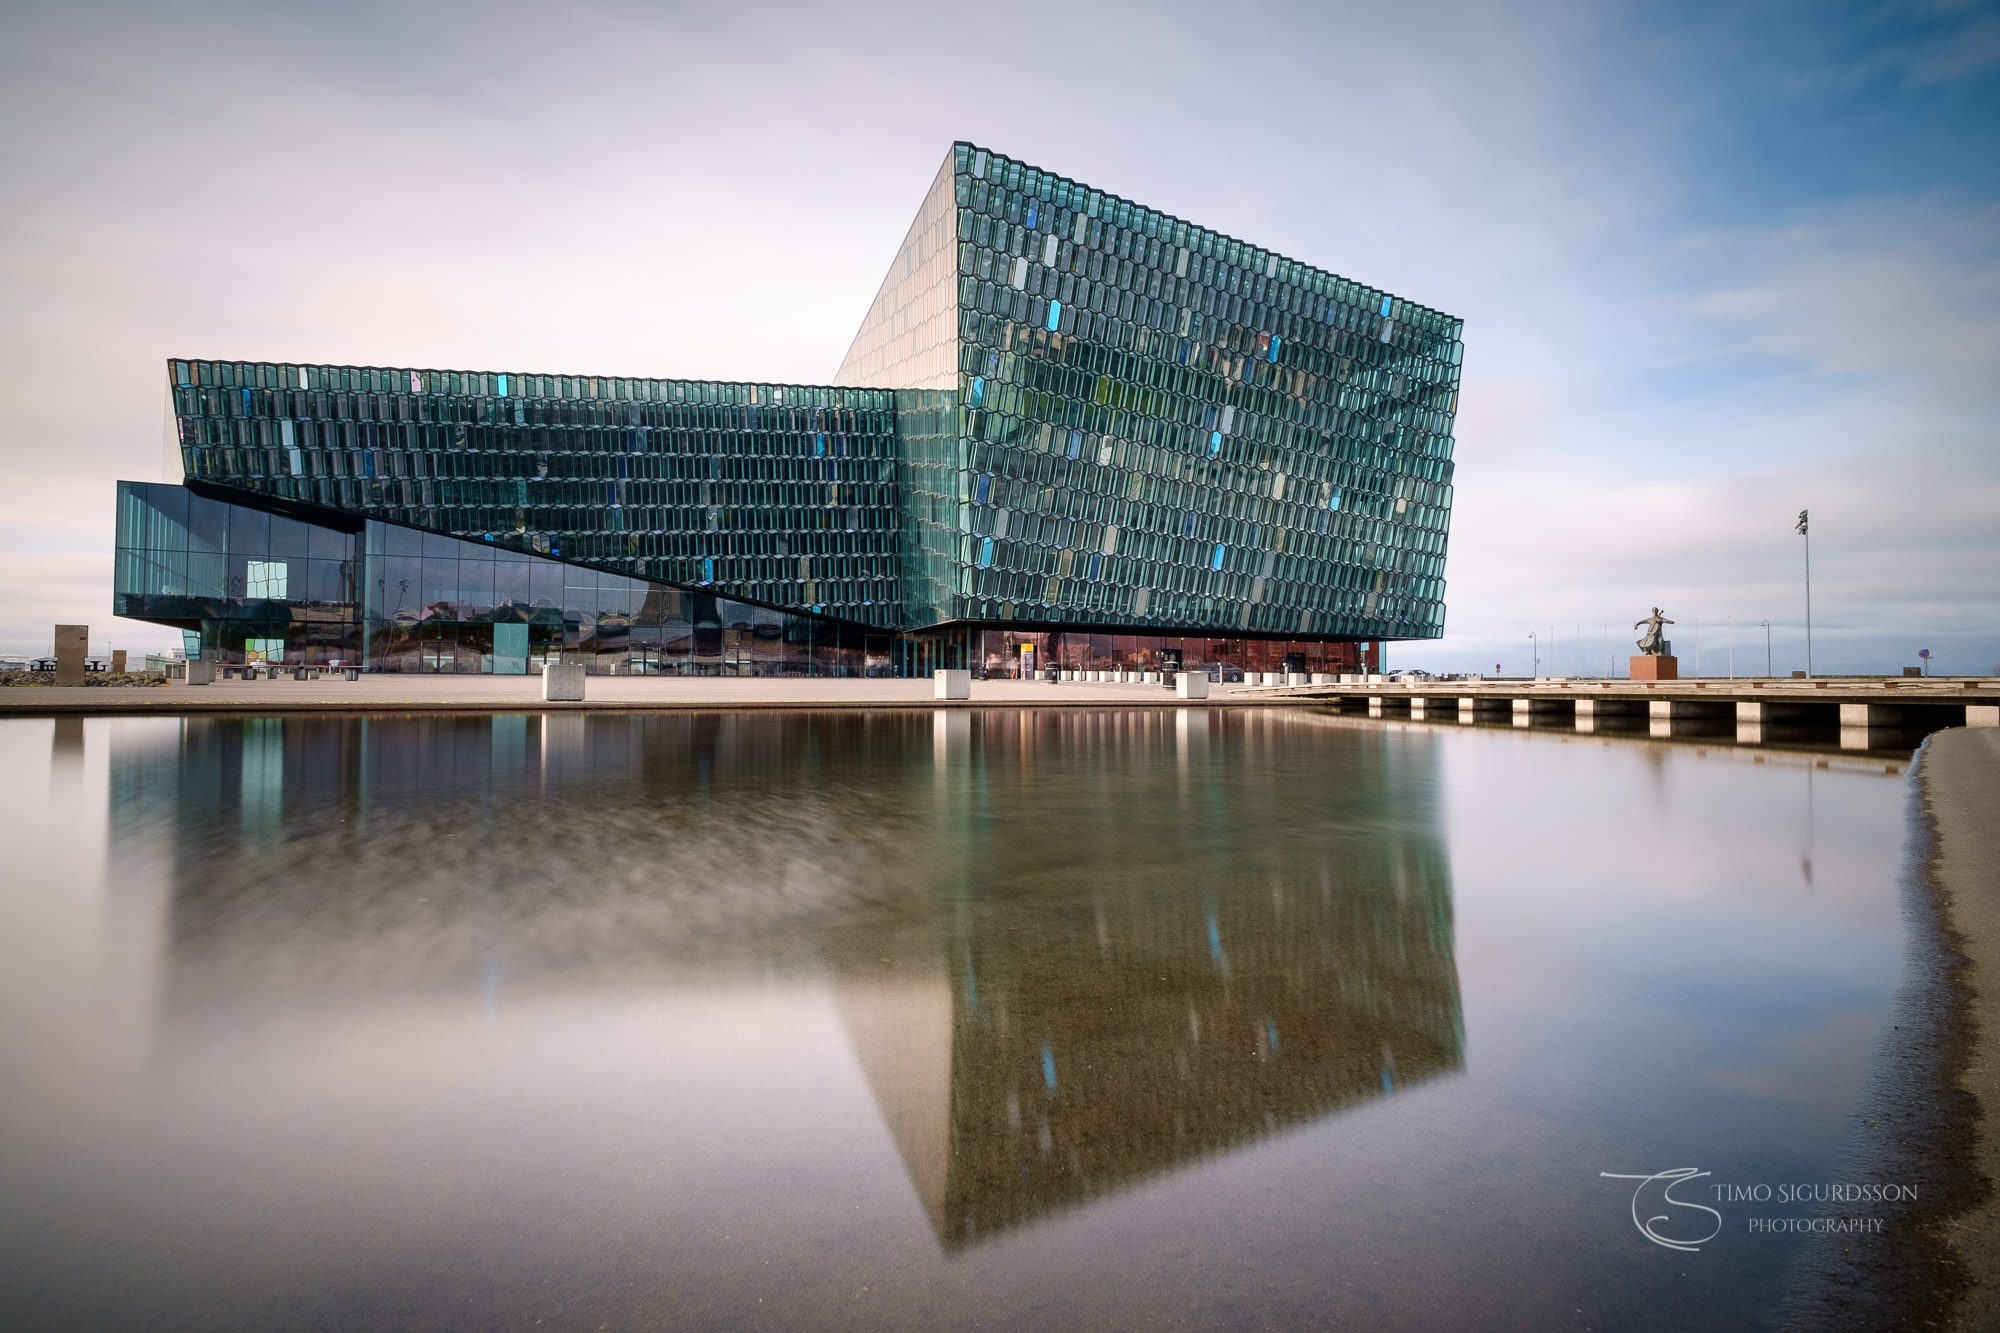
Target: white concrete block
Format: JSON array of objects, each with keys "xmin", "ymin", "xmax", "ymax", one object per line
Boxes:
[
  {"xmin": 182, "ymin": 660, "xmax": 214, "ymax": 686},
  {"xmin": 1176, "ymin": 672, "xmax": 1209, "ymax": 699},
  {"xmin": 1969, "ymin": 705, "xmax": 1999, "ymax": 727},
  {"xmin": 1312, "ymin": 673, "xmax": 1335, "ymax": 685},
  {"xmin": 541, "ymin": 663, "xmax": 586, "ymax": 701},
  {"xmin": 933, "ymin": 669, "xmax": 971, "ymax": 700}
]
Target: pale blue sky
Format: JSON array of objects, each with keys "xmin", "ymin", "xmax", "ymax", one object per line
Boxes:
[{"xmin": 2, "ymin": 0, "xmax": 1993, "ymax": 673}]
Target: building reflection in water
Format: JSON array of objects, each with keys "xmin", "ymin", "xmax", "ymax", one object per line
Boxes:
[
  {"xmin": 106, "ymin": 708, "xmax": 1460, "ymax": 1250},
  {"xmin": 829, "ymin": 708, "xmax": 1464, "ymax": 1249}
]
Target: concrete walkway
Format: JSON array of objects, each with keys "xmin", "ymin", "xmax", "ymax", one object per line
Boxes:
[
  {"xmin": 1921, "ymin": 727, "xmax": 2000, "ymax": 1331},
  {"xmin": 0, "ymin": 674, "xmax": 1270, "ymax": 713}
]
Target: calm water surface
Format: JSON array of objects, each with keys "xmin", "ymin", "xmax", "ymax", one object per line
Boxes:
[{"xmin": 0, "ymin": 710, "xmax": 1910, "ymax": 1330}]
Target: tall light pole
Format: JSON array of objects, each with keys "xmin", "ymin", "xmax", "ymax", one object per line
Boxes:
[
  {"xmin": 1761, "ymin": 620, "xmax": 1771, "ymax": 678},
  {"xmin": 1728, "ymin": 615, "xmax": 1734, "ymax": 680},
  {"xmin": 1528, "ymin": 630, "xmax": 1538, "ymax": 678},
  {"xmin": 1797, "ymin": 510, "xmax": 1813, "ymax": 678}
]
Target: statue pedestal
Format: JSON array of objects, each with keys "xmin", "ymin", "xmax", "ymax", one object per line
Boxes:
[{"xmin": 1630, "ymin": 655, "xmax": 1678, "ymax": 681}]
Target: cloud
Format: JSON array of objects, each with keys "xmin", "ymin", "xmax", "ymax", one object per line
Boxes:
[{"xmin": 0, "ymin": 0, "xmax": 1992, "ymax": 673}]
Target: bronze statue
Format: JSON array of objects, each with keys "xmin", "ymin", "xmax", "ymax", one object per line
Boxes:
[{"xmin": 1634, "ymin": 608, "xmax": 1674, "ymax": 656}]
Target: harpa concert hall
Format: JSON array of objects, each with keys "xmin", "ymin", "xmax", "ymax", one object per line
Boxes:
[{"xmin": 114, "ymin": 143, "xmax": 1463, "ymax": 678}]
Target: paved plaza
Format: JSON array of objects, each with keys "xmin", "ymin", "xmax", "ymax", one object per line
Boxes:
[{"xmin": 0, "ymin": 673, "xmax": 1271, "ymax": 713}]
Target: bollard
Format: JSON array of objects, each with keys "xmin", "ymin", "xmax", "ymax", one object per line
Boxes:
[{"xmin": 53, "ymin": 625, "xmax": 88, "ymax": 685}]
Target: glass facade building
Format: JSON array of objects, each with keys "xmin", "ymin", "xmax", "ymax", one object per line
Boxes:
[{"xmin": 116, "ymin": 142, "xmax": 1461, "ymax": 674}]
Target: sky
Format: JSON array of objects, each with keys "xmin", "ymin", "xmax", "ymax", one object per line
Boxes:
[{"xmin": 1, "ymin": 0, "xmax": 1994, "ymax": 675}]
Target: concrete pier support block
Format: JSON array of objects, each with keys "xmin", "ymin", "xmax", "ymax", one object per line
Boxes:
[
  {"xmin": 1175, "ymin": 672, "xmax": 1208, "ymax": 699},
  {"xmin": 933, "ymin": 669, "xmax": 971, "ymax": 700},
  {"xmin": 1969, "ymin": 705, "xmax": 1999, "ymax": 727},
  {"xmin": 541, "ymin": 663, "xmax": 586, "ymax": 701},
  {"xmin": 1512, "ymin": 698, "xmax": 1533, "ymax": 715},
  {"xmin": 1368, "ymin": 696, "xmax": 1386, "ymax": 716}
]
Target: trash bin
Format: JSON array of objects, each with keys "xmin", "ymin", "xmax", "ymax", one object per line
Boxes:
[{"xmin": 344, "ymin": 668, "xmax": 360, "ymax": 681}]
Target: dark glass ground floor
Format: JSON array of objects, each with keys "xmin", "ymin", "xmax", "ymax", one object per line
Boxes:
[{"xmin": 114, "ymin": 480, "xmax": 1385, "ymax": 677}]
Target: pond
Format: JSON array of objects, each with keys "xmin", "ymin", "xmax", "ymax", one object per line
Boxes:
[{"xmin": 0, "ymin": 710, "xmax": 1911, "ymax": 1329}]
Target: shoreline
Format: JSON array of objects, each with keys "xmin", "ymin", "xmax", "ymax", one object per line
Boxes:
[
  {"xmin": 1782, "ymin": 726, "xmax": 1998, "ymax": 1330},
  {"xmin": 1925, "ymin": 727, "xmax": 2000, "ymax": 1329}
]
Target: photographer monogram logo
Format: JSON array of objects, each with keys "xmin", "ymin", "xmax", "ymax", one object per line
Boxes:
[{"xmin": 1599, "ymin": 1169, "xmax": 1913, "ymax": 1249}]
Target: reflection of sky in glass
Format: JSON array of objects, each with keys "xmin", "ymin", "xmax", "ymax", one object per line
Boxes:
[{"xmin": 0, "ymin": 713, "xmax": 1904, "ymax": 1330}]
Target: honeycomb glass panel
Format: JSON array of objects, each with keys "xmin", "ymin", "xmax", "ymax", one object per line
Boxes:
[{"xmin": 127, "ymin": 141, "xmax": 1459, "ymax": 672}]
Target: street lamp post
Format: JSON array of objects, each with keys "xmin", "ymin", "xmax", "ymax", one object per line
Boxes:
[
  {"xmin": 1728, "ymin": 615, "xmax": 1734, "ymax": 680},
  {"xmin": 1761, "ymin": 619, "xmax": 1771, "ymax": 678},
  {"xmin": 1797, "ymin": 510, "xmax": 1813, "ymax": 678},
  {"xmin": 1528, "ymin": 630, "xmax": 1538, "ymax": 678}
]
